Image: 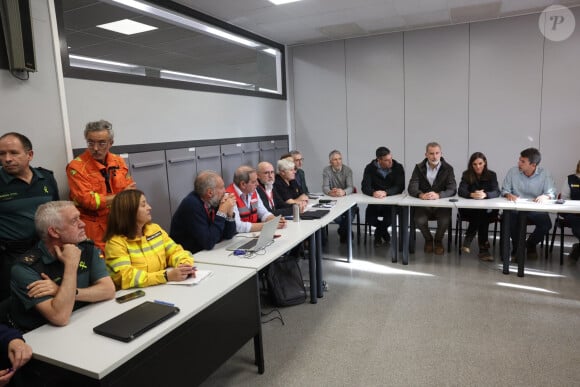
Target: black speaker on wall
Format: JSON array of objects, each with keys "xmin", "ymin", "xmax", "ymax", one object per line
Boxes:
[{"xmin": 0, "ymin": 0, "xmax": 36, "ymax": 74}]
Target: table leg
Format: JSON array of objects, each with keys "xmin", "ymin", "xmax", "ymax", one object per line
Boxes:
[
  {"xmin": 502, "ymin": 210, "xmax": 511, "ymax": 274},
  {"xmin": 391, "ymin": 206, "xmax": 398, "ymax": 263},
  {"xmin": 316, "ymin": 229, "xmax": 324, "ymax": 298},
  {"xmin": 402, "ymin": 206, "xmax": 409, "ymax": 265},
  {"xmin": 309, "ymin": 232, "xmax": 317, "ymax": 303},
  {"xmin": 347, "ymin": 207, "xmax": 353, "ymax": 263},
  {"xmin": 517, "ymin": 211, "xmax": 527, "ymax": 277}
]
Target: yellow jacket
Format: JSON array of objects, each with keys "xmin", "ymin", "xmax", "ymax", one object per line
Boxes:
[{"xmin": 105, "ymin": 223, "xmax": 194, "ymax": 289}]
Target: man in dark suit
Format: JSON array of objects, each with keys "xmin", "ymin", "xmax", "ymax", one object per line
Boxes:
[{"xmin": 408, "ymin": 142, "xmax": 457, "ymax": 255}]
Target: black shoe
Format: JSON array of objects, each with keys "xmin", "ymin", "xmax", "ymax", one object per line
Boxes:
[
  {"xmin": 526, "ymin": 245, "xmax": 538, "ymax": 260},
  {"xmin": 374, "ymin": 232, "xmax": 383, "ymax": 247},
  {"xmin": 382, "ymin": 232, "xmax": 391, "ymax": 244}
]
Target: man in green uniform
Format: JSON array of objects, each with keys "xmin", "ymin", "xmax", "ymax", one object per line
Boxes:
[{"xmin": 0, "ymin": 133, "xmax": 59, "ymax": 301}]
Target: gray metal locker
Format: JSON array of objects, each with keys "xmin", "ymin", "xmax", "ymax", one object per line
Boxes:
[
  {"xmin": 166, "ymin": 147, "xmax": 196, "ymax": 216},
  {"xmin": 220, "ymin": 143, "xmax": 243, "ymax": 186},
  {"xmin": 241, "ymin": 142, "xmax": 260, "ymax": 168},
  {"xmin": 259, "ymin": 140, "xmax": 276, "ymax": 167},
  {"xmin": 196, "ymin": 145, "xmax": 222, "ymax": 178},
  {"xmin": 274, "ymin": 139, "xmax": 289, "ymax": 161},
  {"xmin": 127, "ymin": 150, "xmax": 172, "ymax": 231}
]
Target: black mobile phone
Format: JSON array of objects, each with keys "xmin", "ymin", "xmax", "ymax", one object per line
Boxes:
[{"xmin": 115, "ymin": 290, "xmax": 145, "ymax": 304}]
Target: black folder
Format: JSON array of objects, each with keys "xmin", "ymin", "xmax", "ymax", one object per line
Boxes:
[
  {"xmin": 300, "ymin": 209, "xmax": 330, "ymax": 220},
  {"xmin": 93, "ymin": 301, "xmax": 180, "ymax": 342}
]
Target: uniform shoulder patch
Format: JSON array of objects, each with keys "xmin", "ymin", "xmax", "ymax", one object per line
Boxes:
[{"xmin": 19, "ymin": 248, "xmax": 43, "ymax": 266}]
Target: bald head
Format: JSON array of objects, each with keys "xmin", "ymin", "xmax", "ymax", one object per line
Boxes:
[{"xmin": 257, "ymin": 161, "xmax": 275, "ymax": 184}]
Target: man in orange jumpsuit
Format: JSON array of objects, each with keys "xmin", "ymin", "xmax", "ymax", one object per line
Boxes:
[{"xmin": 66, "ymin": 120, "xmax": 136, "ymax": 252}]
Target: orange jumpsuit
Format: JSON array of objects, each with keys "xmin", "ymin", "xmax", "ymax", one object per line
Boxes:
[{"xmin": 67, "ymin": 150, "xmax": 134, "ymax": 253}]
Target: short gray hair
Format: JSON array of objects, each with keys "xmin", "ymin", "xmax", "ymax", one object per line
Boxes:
[
  {"xmin": 277, "ymin": 158, "xmax": 295, "ymax": 172},
  {"xmin": 35, "ymin": 201, "xmax": 75, "ymax": 241},
  {"xmin": 233, "ymin": 166, "xmax": 256, "ymax": 186},
  {"xmin": 426, "ymin": 142, "xmax": 441, "ymax": 152},
  {"xmin": 84, "ymin": 120, "xmax": 114, "ymax": 141},
  {"xmin": 194, "ymin": 170, "xmax": 220, "ymax": 196},
  {"xmin": 328, "ymin": 149, "xmax": 341, "ymax": 160}
]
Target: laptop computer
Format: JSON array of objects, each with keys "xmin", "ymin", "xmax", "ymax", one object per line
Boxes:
[
  {"xmin": 226, "ymin": 215, "xmax": 281, "ymax": 252},
  {"xmin": 93, "ymin": 301, "xmax": 180, "ymax": 343}
]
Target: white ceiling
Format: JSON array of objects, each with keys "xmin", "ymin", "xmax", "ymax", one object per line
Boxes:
[{"xmin": 175, "ymin": 0, "xmax": 580, "ymax": 45}]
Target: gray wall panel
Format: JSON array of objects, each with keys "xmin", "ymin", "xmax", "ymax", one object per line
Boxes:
[
  {"xmin": 539, "ymin": 7, "xmax": 580, "ymax": 191},
  {"xmin": 292, "ymin": 40, "xmax": 348, "ymax": 194},
  {"xmin": 166, "ymin": 148, "xmax": 196, "ymax": 215},
  {"xmin": 345, "ymin": 33, "xmax": 405, "ymax": 190},
  {"xmin": 404, "ymin": 24, "xmax": 469, "ymax": 178},
  {"xmin": 469, "ymin": 15, "xmax": 544, "ymax": 183}
]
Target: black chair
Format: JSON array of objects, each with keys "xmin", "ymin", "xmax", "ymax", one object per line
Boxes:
[{"xmin": 549, "ymin": 213, "xmax": 570, "ymax": 265}]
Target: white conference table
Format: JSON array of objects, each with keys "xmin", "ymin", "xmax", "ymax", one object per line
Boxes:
[
  {"xmin": 506, "ymin": 198, "xmax": 580, "ymax": 276},
  {"xmin": 195, "ymin": 218, "xmax": 322, "ymax": 303},
  {"xmin": 350, "ymin": 193, "xmax": 406, "ymax": 263},
  {"xmin": 23, "ymin": 263, "xmax": 262, "ymax": 386}
]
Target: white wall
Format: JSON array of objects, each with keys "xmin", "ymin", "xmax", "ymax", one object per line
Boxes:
[
  {"xmin": 0, "ymin": 1, "xmax": 288, "ymax": 195},
  {"xmin": 65, "ymin": 79, "xmax": 288, "ymax": 148},
  {"xmin": 290, "ymin": 9, "xmax": 580, "ymax": 194},
  {"xmin": 0, "ymin": 0, "xmax": 68, "ymax": 197}
]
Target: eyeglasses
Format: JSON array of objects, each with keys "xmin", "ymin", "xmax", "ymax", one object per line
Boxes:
[
  {"xmin": 87, "ymin": 140, "xmax": 110, "ymax": 149},
  {"xmin": 263, "ymin": 171, "xmax": 275, "ymax": 175},
  {"xmin": 294, "ymin": 158, "xmax": 304, "ymax": 162}
]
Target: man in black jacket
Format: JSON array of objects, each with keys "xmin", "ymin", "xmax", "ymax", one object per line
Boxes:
[
  {"xmin": 361, "ymin": 147, "xmax": 405, "ymax": 246},
  {"xmin": 408, "ymin": 142, "xmax": 457, "ymax": 255}
]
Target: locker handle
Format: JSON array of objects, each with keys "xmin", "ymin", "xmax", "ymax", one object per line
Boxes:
[
  {"xmin": 221, "ymin": 151, "xmax": 241, "ymax": 157},
  {"xmin": 168, "ymin": 156, "xmax": 196, "ymax": 164},
  {"xmin": 131, "ymin": 160, "xmax": 165, "ymax": 168},
  {"xmin": 197, "ymin": 155, "xmax": 219, "ymax": 160}
]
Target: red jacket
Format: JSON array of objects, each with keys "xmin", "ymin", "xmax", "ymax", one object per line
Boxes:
[{"xmin": 225, "ymin": 184, "xmax": 258, "ymax": 223}]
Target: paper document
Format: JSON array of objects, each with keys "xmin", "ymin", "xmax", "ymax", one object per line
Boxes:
[{"xmin": 166, "ymin": 270, "xmax": 213, "ymax": 285}]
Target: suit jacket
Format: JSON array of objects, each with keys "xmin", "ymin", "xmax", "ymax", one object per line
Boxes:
[
  {"xmin": 295, "ymin": 168, "xmax": 309, "ymax": 194},
  {"xmin": 408, "ymin": 157, "xmax": 457, "ymax": 198}
]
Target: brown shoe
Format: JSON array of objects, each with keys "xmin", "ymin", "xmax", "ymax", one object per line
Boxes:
[
  {"xmin": 478, "ymin": 249, "xmax": 493, "ymax": 261},
  {"xmin": 434, "ymin": 241, "xmax": 444, "ymax": 255},
  {"xmin": 424, "ymin": 240, "xmax": 434, "ymax": 253}
]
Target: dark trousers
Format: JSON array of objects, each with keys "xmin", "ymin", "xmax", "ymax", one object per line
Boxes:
[
  {"xmin": 366, "ymin": 204, "xmax": 392, "ymax": 237},
  {"xmin": 508, "ymin": 211, "xmax": 551, "ymax": 252},
  {"xmin": 414, "ymin": 207, "xmax": 451, "ymax": 242},
  {"xmin": 459, "ymin": 209, "xmax": 499, "ymax": 246},
  {"xmin": 562, "ymin": 213, "xmax": 580, "ymax": 240}
]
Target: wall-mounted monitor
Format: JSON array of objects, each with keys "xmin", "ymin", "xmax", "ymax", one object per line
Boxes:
[{"xmin": 0, "ymin": 0, "xmax": 36, "ymax": 74}]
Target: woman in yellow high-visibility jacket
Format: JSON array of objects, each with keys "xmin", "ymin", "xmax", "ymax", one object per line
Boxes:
[{"xmin": 104, "ymin": 189, "xmax": 194, "ymax": 289}]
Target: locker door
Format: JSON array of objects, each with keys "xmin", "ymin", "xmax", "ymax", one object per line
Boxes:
[
  {"xmin": 127, "ymin": 150, "xmax": 171, "ymax": 230},
  {"xmin": 221, "ymin": 143, "xmax": 243, "ymax": 185},
  {"xmin": 259, "ymin": 140, "xmax": 276, "ymax": 167},
  {"xmin": 274, "ymin": 139, "xmax": 289, "ymax": 161},
  {"xmin": 166, "ymin": 147, "xmax": 196, "ymax": 216},
  {"xmin": 241, "ymin": 142, "xmax": 260, "ymax": 168},
  {"xmin": 196, "ymin": 145, "xmax": 222, "ymax": 177}
]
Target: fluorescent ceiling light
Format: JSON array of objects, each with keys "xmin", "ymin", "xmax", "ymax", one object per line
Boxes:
[
  {"xmin": 262, "ymin": 48, "xmax": 278, "ymax": 56},
  {"xmin": 269, "ymin": 0, "xmax": 303, "ymax": 5},
  {"xmin": 160, "ymin": 69, "xmax": 253, "ymax": 87},
  {"xmin": 111, "ymin": 0, "xmax": 259, "ymax": 48},
  {"xmin": 69, "ymin": 54, "xmax": 138, "ymax": 68},
  {"xmin": 97, "ymin": 19, "xmax": 157, "ymax": 35}
]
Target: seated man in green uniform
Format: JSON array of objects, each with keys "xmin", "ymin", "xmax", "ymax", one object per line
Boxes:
[
  {"xmin": 0, "ymin": 132, "xmax": 59, "ymax": 301},
  {"xmin": 7, "ymin": 201, "xmax": 115, "ymax": 332}
]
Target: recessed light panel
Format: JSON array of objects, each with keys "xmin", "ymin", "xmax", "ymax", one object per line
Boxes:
[{"xmin": 97, "ymin": 19, "xmax": 157, "ymax": 35}]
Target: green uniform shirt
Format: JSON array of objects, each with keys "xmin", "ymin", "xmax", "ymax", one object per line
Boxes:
[
  {"xmin": 0, "ymin": 167, "xmax": 59, "ymax": 241},
  {"xmin": 9, "ymin": 240, "xmax": 109, "ymax": 331}
]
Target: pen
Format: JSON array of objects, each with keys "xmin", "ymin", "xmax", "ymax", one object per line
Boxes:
[{"xmin": 153, "ymin": 300, "xmax": 175, "ymax": 307}]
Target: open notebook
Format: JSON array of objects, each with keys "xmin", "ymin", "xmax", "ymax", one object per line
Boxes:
[{"xmin": 166, "ymin": 269, "xmax": 213, "ymax": 285}]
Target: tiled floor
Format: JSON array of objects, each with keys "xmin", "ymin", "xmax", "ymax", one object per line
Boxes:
[{"xmin": 200, "ymin": 226, "xmax": 580, "ymax": 386}]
